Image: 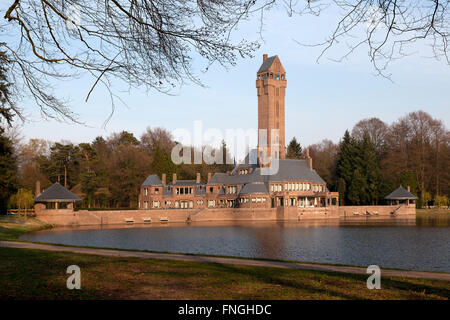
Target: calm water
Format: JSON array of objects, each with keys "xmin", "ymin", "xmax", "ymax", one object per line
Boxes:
[{"xmin": 20, "ymin": 215, "xmax": 450, "ymax": 272}]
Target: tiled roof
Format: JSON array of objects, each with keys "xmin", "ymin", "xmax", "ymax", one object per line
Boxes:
[
  {"xmin": 208, "ymin": 159, "xmax": 326, "ymax": 186},
  {"xmin": 239, "ymin": 182, "xmax": 268, "ymax": 195},
  {"xmin": 385, "ymin": 186, "xmax": 418, "ymax": 200},
  {"xmin": 142, "ymin": 174, "xmax": 163, "ymax": 186},
  {"xmin": 257, "ymin": 56, "xmax": 277, "ymax": 73},
  {"xmin": 34, "ymin": 182, "xmax": 81, "ymax": 202},
  {"xmin": 168, "ymin": 180, "xmax": 205, "ymax": 186}
]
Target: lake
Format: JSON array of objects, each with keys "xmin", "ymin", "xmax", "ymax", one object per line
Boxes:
[{"xmin": 20, "ymin": 214, "xmax": 450, "ymax": 272}]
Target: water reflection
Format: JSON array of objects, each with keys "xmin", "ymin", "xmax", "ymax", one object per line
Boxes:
[{"xmin": 20, "ymin": 215, "xmax": 450, "ymax": 272}]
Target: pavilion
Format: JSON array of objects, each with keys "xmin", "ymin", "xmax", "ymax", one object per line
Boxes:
[
  {"xmin": 34, "ymin": 182, "xmax": 81, "ymax": 212},
  {"xmin": 385, "ymin": 186, "xmax": 418, "ymax": 207}
]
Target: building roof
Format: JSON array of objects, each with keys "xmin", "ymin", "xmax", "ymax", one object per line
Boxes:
[
  {"xmin": 385, "ymin": 186, "xmax": 418, "ymax": 200},
  {"xmin": 142, "ymin": 174, "xmax": 163, "ymax": 186},
  {"xmin": 208, "ymin": 159, "xmax": 326, "ymax": 186},
  {"xmin": 239, "ymin": 182, "xmax": 268, "ymax": 195},
  {"xmin": 168, "ymin": 179, "xmax": 205, "ymax": 186},
  {"xmin": 34, "ymin": 182, "xmax": 82, "ymax": 202},
  {"xmin": 257, "ymin": 56, "xmax": 277, "ymax": 73}
]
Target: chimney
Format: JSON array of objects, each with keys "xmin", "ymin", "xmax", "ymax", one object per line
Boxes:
[
  {"xmin": 35, "ymin": 181, "xmax": 41, "ymax": 197},
  {"xmin": 172, "ymin": 173, "xmax": 177, "ymax": 184},
  {"xmin": 263, "ymin": 54, "xmax": 268, "ymax": 61},
  {"xmin": 407, "ymin": 186, "xmax": 410, "ymax": 192},
  {"xmin": 306, "ymin": 148, "xmax": 313, "ymax": 170},
  {"xmin": 196, "ymin": 172, "xmax": 201, "ymax": 184},
  {"xmin": 161, "ymin": 173, "xmax": 166, "ymax": 185},
  {"xmin": 207, "ymin": 172, "xmax": 212, "ymax": 183}
]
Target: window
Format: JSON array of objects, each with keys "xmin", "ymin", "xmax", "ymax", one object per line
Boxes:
[
  {"xmin": 281, "ymin": 74, "xmax": 285, "ymax": 80},
  {"xmin": 152, "ymin": 201, "xmax": 160, "ymax": 208},
  {"xmin": 275, "ymin": 74, "xmax": 280, "ymax": 80},
  {"xmin": 155, "ymin": 188, "xmax": 159, "ymax": 194},
  {"xmin": 228, "ymin": 186, "xmax": 236, "ymax": 194},
  {"xmin": 208, "ymin": 200, "xmax": 215, "ymax": 207},
  {"xmin": 189, "ymin": 201, "xmax": 193, "ymax": 208},
  {"xmin": 144, "ymin": 188, "xmax": 148, "ymax": 196},
  {"xmin": 144, "ymin": 201, "xmax": 148, "ymax": 209}
]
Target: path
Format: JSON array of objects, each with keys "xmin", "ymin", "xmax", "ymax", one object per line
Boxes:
[{"xmin": 1, "ymin": 241, "xmax": 449, "ymax": 281}]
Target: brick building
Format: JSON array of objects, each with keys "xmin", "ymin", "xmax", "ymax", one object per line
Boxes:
[{"xmin": 138, "ymin": 54, "xmax": 340, "ymax": 211}]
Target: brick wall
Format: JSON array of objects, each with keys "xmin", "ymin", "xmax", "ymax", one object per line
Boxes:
[{"xmin": 36, "ymin": 204, "xmax": 415, "ymax": 226}]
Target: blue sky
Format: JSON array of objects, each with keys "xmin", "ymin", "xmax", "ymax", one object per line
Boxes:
[{"xmin": 15, "ymin": 5, "xmax": 450, "ymax": 156}]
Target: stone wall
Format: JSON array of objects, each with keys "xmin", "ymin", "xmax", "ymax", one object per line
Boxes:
[
  {"xmin": 339, "ymin": 205, "xmax": 415, "ymax": 217},
  {"xmin": 36, "ymin": 204, "xmax": 415, "ymax": 226},
  {"xmin": 36, "ymin": 209, "xmax": 196, "ymax": 227}
]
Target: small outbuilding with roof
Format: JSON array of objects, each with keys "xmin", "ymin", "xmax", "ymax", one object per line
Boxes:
[
  {"xmin": 385, "ymin": 186, "xmax": 418, "ymax": 206},
  {"xmin": 34, "ymin": 182, "xmax": 82, "ymax": 213}
]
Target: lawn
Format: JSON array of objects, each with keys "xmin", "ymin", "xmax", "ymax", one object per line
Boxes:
[
  {"xmin": 416, "ymin": 208, "xmax": 450, "ymax": 215},
  {"xmin": 0, "ymin": 215, "xmax": 52, "ymax": 240},
  {"xmin": 0, "ymin": 247, "xmax": 449, "ymax": 300},
  {"xmin": 0, "ymin": 214, "xmax": 448, "ymax": 300}
]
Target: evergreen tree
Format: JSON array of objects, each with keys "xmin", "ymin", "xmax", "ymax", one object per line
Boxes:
[
  {"xmin": 286, "ymin": 137, "xmax": 302, "ymax": 159},
  {"xmin": 0, "ymin": 128, "xmax": 17, "ymax": 214},
  {"xmin": 347, "ymin": 168, "xmax": 366, "ymax": 205},
  {"xmin": 335, "ymin": 130, "xmax": 358, "ymax": 204},
  {"xmin": 398, "ymin": 170, "xmax": 418, "ymax": 195},
  {"xmin": 359, "ymin": 133, "xmax": 383, "ymax": 204},
  {"xmin": 152, "ymin": 145, "xmax": 178, "ymax": 182}
]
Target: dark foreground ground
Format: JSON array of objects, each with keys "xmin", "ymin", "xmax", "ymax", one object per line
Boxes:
[{"xmin": 0, "ymin": 213, "xmax": 449, "ymax": 300}]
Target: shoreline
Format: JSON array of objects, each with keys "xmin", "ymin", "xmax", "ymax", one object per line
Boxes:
[{"xmin": 1, "ymin": 240, "xmax": 450, "ymax": 281}]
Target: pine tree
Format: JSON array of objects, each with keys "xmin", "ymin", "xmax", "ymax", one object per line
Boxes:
[
  {"xmin": 0, "ymin": 128, "xmax": 17, "ymax": 214},
  {"xmin": 286, "ymin": 137, "xmax": 302, "ymax": 159},
  {"xmin": 335, "ymin": 130, "xmax": 358, "ymax": 204},
  {"xmin": 359, "ymin": 133, "xmax": 383, "ymax": 204}
]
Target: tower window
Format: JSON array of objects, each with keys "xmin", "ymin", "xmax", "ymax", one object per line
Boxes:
[
  {"xmin": 281, "ymin": 74, "xmax": 285, "ymax": 80},
  {"xmin": 270, "ymin": 73, "xmax": 273, "ymax": 79},
  {"xmin": 262, "ymin": 74, "xmax": 266, "ymax": 79},
  {"xmin": 275, "ymin": 74, "xmax": 280, "ymax": 80}
]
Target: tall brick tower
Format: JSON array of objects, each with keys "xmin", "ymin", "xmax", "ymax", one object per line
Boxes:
[{"xmin": 256, "ymin": 54, "xmax": 287, "ymax": 166}]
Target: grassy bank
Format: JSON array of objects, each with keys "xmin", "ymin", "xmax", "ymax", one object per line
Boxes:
[
  {"xmin": 0, "ymin": 215, "xmax": 52, "ymax": 240},
  {"xmin": 0, "ymin": 247, "xmax": 449, "ymax": 300},
  {"xmin": 417, "ymin": 208, "xmax": 450, "ymax": 215}
]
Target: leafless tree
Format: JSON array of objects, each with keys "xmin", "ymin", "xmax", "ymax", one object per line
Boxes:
[
  {"xmin": 2, "ymin": 0, "xmax": 450, "ymax": 124},
  {"xmin": 2, "ymin": 0, "xmax": 268, "ymax": 123},
  {"xmin": 291, "ymin": 0, "xmax": 450, "ymax": 78},
  {"xmin": 352, "ymin": 117, "xmax": 388, "ymax": 152}
]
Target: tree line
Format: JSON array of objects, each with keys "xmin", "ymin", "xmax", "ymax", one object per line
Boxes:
[
  {"xmin": 0, "ymin": 127, "xmax": 232, "ymax": 212},
  {"xmin": 0, "ymin": 110, "xmax": 448, "ymax": 213},
  {"xmin": 298, "ymin": 112, "xmax": 449, "ymax": 207}
]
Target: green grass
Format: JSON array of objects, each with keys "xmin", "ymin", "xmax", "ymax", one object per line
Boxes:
[
  {"xmin": 0, "ymin": 215, "xmax": 52, "ymax": 240},
  {"xmin": 0, "ymin": 247, "xmax": 448, "ymax": 300},
  {"xmin": 417, "ymin": 208, "xmax": 450, "ymax": 215}
]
